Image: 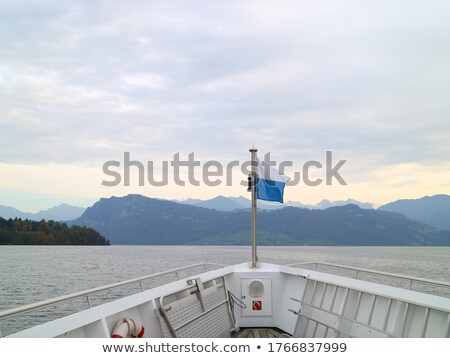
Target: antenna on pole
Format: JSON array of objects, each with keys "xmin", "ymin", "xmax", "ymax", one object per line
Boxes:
[{"xmin": 249, "ymin": 147, "xmax": 258, "ymax": 268}]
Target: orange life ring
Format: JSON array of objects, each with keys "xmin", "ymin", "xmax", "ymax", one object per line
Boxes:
[{"xmin": 111, "ymin": 318, "xmax": 145, "ymax": 338}]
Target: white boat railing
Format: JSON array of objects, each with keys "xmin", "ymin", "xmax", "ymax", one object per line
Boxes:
[
  {"xmin": 290, "ymin": 261, "xmax": 450, "ymax": 296},
  {"xmin": 0, "ymin": 262, "xmax": 224, "ymax": 323}
]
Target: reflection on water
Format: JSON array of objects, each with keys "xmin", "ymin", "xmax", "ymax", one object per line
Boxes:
[{"xmin": 0, "ymin": 245, "xmax": 449, "ymax": 336}]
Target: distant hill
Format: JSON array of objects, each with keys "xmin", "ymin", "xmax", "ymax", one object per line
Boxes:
[
  {"xmin": 378, "ymin": 195, "xmax": 450, "ymax": 230},
  {"xmin": 177, "ymin": 196, "xmax": 373, "ymax": 211},
  {"xmin": 183, "ymin": 195, "xmax": 245, "ymax": 211},
  {"xmin": 72, "ymin": 194, "xmax": 450, "ymax": 246},
  {"xmin": 32, "ymin": 204, "xmax": 86, "ymax": 221},
  {"xmin": 313, "ymin": 199, "xmax": 373, "ymax": 210},
  {"xmin": 0, "ymin": 204, "xmax": 85, "ymax": 221},
  {"xmin": 0, "ymin": 205, "xmax": 33, "ymax": 220}
]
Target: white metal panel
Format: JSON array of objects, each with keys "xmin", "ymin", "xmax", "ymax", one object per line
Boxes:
[{"xmin": 241, "ymin": 278, "xmax": 272, "ymax": 317}]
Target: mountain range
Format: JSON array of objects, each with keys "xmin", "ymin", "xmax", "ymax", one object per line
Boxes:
[
  {"xmin": 378, "ymin": 194, "xmax": 450, "ymax": 230},
  {"xmin": 0, "ymin": 204, "xmax": 86, "ymax": 222},
  {"xmin": 1, "ymin": 194, "xmax": 449, "ymax": 235},
  {"xmin": 0, "ymin": 197, "xmax": 373, "ymax": 221},
  {"xmin": 176, "ymin": 196, "xmax": 374, "ymax": 211},
  {"xmin": 71, "ymin": 194, "xmax": 450, "ymax": 246}
]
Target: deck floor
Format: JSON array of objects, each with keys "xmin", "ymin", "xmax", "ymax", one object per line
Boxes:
[{"xmin": 236, "ymin": 328, "xmax": 289, "ymax": 338}]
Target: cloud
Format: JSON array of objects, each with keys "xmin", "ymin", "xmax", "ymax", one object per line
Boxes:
[{"xmin": 0, "ymin": 0, "xmax": 449, "ymax": 207}]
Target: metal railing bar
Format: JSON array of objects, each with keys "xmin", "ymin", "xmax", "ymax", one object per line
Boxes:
[
  {"xmin": 299, "ymin": 301, "xmax": 398, "ymax": 338},
  {"xmin": 382, "ymin": 298, "xmax": 393, "ymax": 332},
  {"xmin": 400, "ymin": 302, "xmax": 410, "ymax": 337},
  {"xmin": 330, "ymin": 285, "xmax": 338, "ymax": 312},
  {"xmin": 421, "ymin": 308, "xmax": 430, "ymax": 338},
  {"xmin": 354, "ymin": 291, "xmax": 362, "ymax": 321},
  {"xmin": 367, "ymin": 295, "xmax": 377, "ymax": 326},
  {"xmin": 290, "ymin": 262, "xmax": 450, "ymax": 289},
  {"xmin": 446, "ymin": 314, "xmax": 450, "ymax": 338},
  {"xmin": 0, "ymin": 262, "xmax": 225, "ymax": 320},
  {"xmin": 338, "ymin": 288, "xmax": 350, "ymax": 316}
]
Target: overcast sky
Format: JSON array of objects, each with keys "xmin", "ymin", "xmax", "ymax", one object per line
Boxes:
[{"xmin": 1, "ymin": 0, "xmax": 449, "ymax": 211}]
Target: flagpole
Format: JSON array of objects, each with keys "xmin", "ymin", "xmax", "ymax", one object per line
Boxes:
[{"xmin": 250, "ymin": 148, "xmax": 258, "ymax": 268}]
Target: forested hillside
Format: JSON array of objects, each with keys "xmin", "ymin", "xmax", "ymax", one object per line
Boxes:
[{"xmin": 0, "ymin": 217, "xmax": 109, "ymax": 245}]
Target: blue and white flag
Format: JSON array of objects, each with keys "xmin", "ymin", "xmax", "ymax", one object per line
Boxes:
[{"xmin": 256, "ymin": 160, "xmax": 290, "ymax": 203}]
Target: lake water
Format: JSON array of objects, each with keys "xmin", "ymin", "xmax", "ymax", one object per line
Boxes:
[{"xmin": 1, "ymin": 245, "xmax": 449, "ymax": 336}]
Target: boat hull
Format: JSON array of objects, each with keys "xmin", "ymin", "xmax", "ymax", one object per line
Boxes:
[{"xmin": 4, "ymin": 262, "xmax": 450, "ymax": 338}]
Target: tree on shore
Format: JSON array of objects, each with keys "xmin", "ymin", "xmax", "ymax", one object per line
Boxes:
[{"xmin": 0, "ymin": 217, "xmax": 110, "ymax": 245}]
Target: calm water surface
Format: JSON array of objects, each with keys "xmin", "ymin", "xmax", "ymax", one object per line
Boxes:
[{"xmin": 1, "ymin": 245, "xmax": 449, "ymax": 335}]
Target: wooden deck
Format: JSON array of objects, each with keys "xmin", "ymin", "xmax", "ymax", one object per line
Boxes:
[{"xmin": 236, "ymin": 328, "xmax": 289, "ymax": 338}]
